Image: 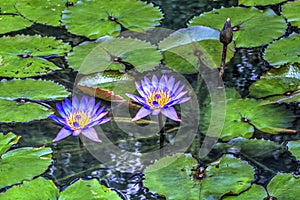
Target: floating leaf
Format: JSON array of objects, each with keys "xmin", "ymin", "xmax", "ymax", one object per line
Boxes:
[
  {"xmin": 287, "ymin": 141, "xmax": 300, "ymax": 160},
  {"xmin": 0, "ymin": 177, "xmax": 59, "ymax": 200},
  {"xmin": 0, "ymin": 1, "xmax": 33, "ymax": 34},
  {"xmin": 77, "ymin": 71, "xmax": 136, "ymax": 101},
  {"xmin": 267, "ymin": 173, "xmax": 300, "ymax": 199},
  {"xmin": 0, "ymin": 35, "xmax": 71, "ymax": 77},
  {"xmin": 15, "ymin": 0, "xmax": 71, "ymax": 26},
  {"xmin": 0, "ymin": 79, "xmax": 70, "ymax": 101},
  {"xmin": 189, "ymin": 7, "xmax": 287, "ymax": 47},
  {"xmin": 216, "ymin": 138, "xmax": 283, "ymax": 158},
  {"xmin": 223, "ymin": 184, "xmax": 267, "ymax": 199},
  {"xmin": 264, "ymin": 33, "xmax": 300, "ymax": 66},
  {"xmin": 62, "ymin": 0, "xmax": 163, "ymax": 39},
  {"xmin": 0, "ymin": 132, "xmax": 52, "ymax": 189},
  {"xmin": 66, "ymin": 37, "xmax": 162, "ymax": 74},
  {"xmin": 0, "ymin": 79, "xmax": 69, "ymax": 122},
  {"xmin": 0, "ymin": 15, "xmax": 32, "ymax": 35},
  {"xmin": 144, "ymin": 154, "xmax": 254, "ymax": 200},
  {"xmin": 0, "ymin": 132, "xmax": 20, "ymax": 160},
  {"xmin": 0, "ymin": 177, "xmax": 121, "ymax": 200},
  {"xmin": 239, "ymin": 0, "xmax": 286, "ymax": 6},
  {"xmin": 202, "ymin": 89, "xmax": 295, "ymax": 141},
  {"xmin": 159, "ymin": 26, "xmax": 234, "ymax": 73},
  {"xmin": 281, "ymin": 0, "xmax": 300, "ymax": 28},
  {"xmin": 0, "ymin": 99, "xmax": 52, "ymax": 123},
  {"xmin": 60, "ymin": 179, "xmax": 121, "ymax": 200},
  {"xmin": 249, "ymin": 64, "xmax": 300, "ymax": 101}
]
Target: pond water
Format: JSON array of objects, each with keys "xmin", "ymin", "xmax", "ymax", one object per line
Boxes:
[{"xmin": 1, "ymin": 0, "xmax": 300, "ymax": 199}]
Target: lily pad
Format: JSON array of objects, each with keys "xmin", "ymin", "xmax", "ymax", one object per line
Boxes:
[
  {"xmin": 0, "ymin": 177, "xmax": 121, "ymax": 200},
  {"xmin": 249, "ymin": 64, "xmax": 300, "ymax": 101},
  {"xmin": 263, "ymin": 33, "xmax": 300, "ymax": 66},
  {"xmin": 287, "ymin": 141, "xmax": 300, "ymax": 160},
  {"xmin": 0, "ymin": 132, "xmax": 52, "ymax": 189},
  {"xmin": 59, "ymin": 179, "xmax": 121, "ymax": 200},
  {"xmin": 223, "ymin": 184, "xmax": 267, "ymax": 199},
  {"xmin": 144, "ymin": 154, "xmax": 254, "ymax": 200},
  {"xmin": 15, "ymin": 0, "xmax": 73, "ymax": 26},
  {"xmin": 189, "ymin": 7, "xmax": 287, "ymax": 47},
  {"xmin": 281, "ymin": 0, "xmax": 300, "ymax": 28},
  {"xmin": 216, "ymin": 138, "xmax": 283, "ymax": 158},
  {"xmin": 267, "ymin": 173, "xmax": 300, "ymax": 199},
  {"xmin": 0, "ymin": 177, "xmax": 59, "ymax": 200},
  {"xmin": 0, "ymin": 79, "xmax": 69, "ymax": 122},
  {"xmin": 159, "ymin": 26, "xmax": 235, "ymax": 73},
  {"xmin": 0, "ymin": 35, "xmax": 71, "ymax": 78},
  {"xmin": 62, "ymin": 0, "xmax": 163, "ymax": 39},
  {"xmin": 0, "ymin": 99, "xmax": 53, "ymax": 123},
  {"xmin": 77, "ymin": 71, "xmax": 136, "ymax": 101},
  {"xmin": 0, "ymin": 1, "xmax": 33, "ymax": 34},
  {"xmin": 66, "ymin": 37, "xmax": 162, "ymax": 73},
  {"xmin": 202, "ymin": 89, "xmax": 295, "ymax": 141},
  {"xmin": 239, "ymin": 0, "xmax": 286, "ymax": 6},
  {"xmin": 0, "ymin": 79, "xmax": 70, "ymax": 101}
]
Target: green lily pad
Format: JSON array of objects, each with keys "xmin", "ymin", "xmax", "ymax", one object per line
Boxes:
[
  {"xmin": 0, "ymin": 15, "xmax": 32, "ymax": 35},
  {"xmin": 202, "ymin": 89, "xmax": 295, "ymax": 141},
  {"xmin": 66, "ymin": 37, "xmax": 162, "ymax": 74},
  {"xmin": 0, "ymin": 177, "xmax": 59, "ymax": 200},
  {"xmin": 287, "ymin": 141, "xmax": 300, "ymax": 160},
  {"xmin": 0, "ymin": 35, "xmax": 71, "ymax": 78},
  {"xmin": 0, "ymin": 1, "xmax": 33, "ymax": 34},
  {"xmin": 0, "ymin": 79, "xmax": 70, "ymax": 101},
  {"xmin": 144, "ymin": 154, "xmax": 254, "ymax": 200},
  {"xmin": 59, "ymin": 179, "xmax": 121, "ymax": 200},
  {"xmin": 0, "ymin": 132, "xmax": 20, "ymax": 157},
  {"xmin": 239, "ymin": 0, "xmax": 286, "ymax": 6},
  {"xmin": 77, "ymin": 71, "xmax": 135, "ymax": 101},
  {"xmin": 189, "ymin": 7, "xmax": 287, "ymax": 47},
  {"xmin": 281, "ymin": 0, "xmax": 300, "ymax": 28},
  {"xmin": 263, "ymin": 33, "xmax": 300, "ymax": 66},
  {"xmin": 0, "ymin": 132, "xmax": 52, "ymax": 189},
  {"xmin": 62, "ymin": 0, "xmax": 162, "ymax": 39},
  {"xmin": 0, "ymin": 79, "xmax": 69, "ymax": 122},
  {"xmin": 15, "ymin": 0, "xmax": 73, "ymax": 26},
  {"xmin": 0, "ymin": 99, "xmax": 53, "ymax": 123},
  {"xmin": 0, "ymin": 177, "xmax": 121, "ymax": 200},
  {"xmin": 249, "ymin": 64, "xmax": 300, "ymax": 101},
  {"xmin": 159, "ymin": 26, "xmax": 234, "ymax": 73},
  {"xmin": 267, "ymin": 173, "xmax": 300, "ymax": 199},
  {"xmin": 216, "ymin": 138, "xmax": 283, "ymax": 158},
  {"xmin": 223, "ymin": 184, "xmax": 267, "ymax": 199}
]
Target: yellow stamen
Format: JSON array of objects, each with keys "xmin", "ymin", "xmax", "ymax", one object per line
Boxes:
[
  {"xmin": 67, "ymin": 111, "xmax": 90, "ymax": 130},
  {"xmin": 147, "ymin": 91, "xmax": 170, "ymax": 108}
]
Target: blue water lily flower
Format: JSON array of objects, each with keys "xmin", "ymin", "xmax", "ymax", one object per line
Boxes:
[
  {"xmin": 126, "ymin": 74, "xmax": 191, "ymax": 122},
  {"xmin": 49, "ymin": 96, "xmax": 112, "ymax": 142}
]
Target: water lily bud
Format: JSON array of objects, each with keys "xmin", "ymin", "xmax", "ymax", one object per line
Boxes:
[{"xmin": 220, "ymin": 18, "xmax": 233, "ymax": 45}]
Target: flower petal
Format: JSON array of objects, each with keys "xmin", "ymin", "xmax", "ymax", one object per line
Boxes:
[
  {"xmin": 49, "ymin": 115, "xmax": 66, "ymax": 127},
  {"xmin": 81, "ymin": 128, "xmax": 102, "ymax": 142},
  {"xmin": 161, "ymin": 107, "xmax": 181, "ymax": 122},
  {"xmin": 125, "ymin": 93, "xmax": 146, "ymax": 105},
  {"xmin": 132, "ymin": 107, "xmax": 151, "ymax": 121},
  {"xmin": 72, "ymin": 130, "xmax": 81, "ymax": 136},
  {"xmin": 52, "ymin": 128, "xmax": 72, "ymax": 142},
  {"xmin": 152, "ymin": 109, "xmax": 161, "ymax": 116}
]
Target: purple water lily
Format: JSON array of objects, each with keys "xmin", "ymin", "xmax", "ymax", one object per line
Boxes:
[
  {"xmin": 49, "ymin": 96, "xmax": 111, "ymax": 142},
  {"xmin": 126, "ymin": 74, "xmax": 191, "ymax": 122}
]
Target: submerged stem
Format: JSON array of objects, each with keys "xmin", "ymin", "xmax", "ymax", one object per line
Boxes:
[{"xmin": 158, "ymin": 113, "xmax": 165, "ymax": 157}]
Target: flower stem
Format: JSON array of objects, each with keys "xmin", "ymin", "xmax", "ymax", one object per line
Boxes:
[
  {"xmin": 158, "ymin": 113, "xmax": 165, "ymax": 157},
  {"xmin": 78, "ymin": 137, "xmax": 84, "ymax": 149}
]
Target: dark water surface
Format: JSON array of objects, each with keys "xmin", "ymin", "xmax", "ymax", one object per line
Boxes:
[{"xmin": 1, "ymin": 0, "xmax": 300, "ymax": 199}]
